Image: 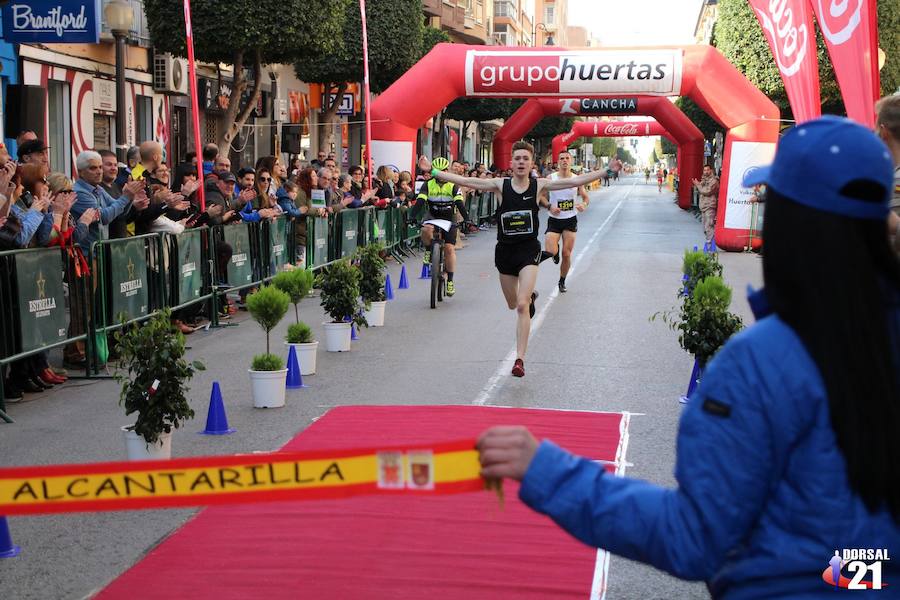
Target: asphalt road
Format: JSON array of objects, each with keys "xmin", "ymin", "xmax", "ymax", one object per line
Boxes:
[{"xmin": 0, "ymin": 175, "xmax": 763, "ymax": 600}]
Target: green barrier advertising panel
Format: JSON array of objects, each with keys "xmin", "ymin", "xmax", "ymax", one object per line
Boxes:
[
  {"xmin": 15, "ymin": 248, "xmax": 68, "ymax": 352},
  {"xmin": 310, "ymin": 217, "xmax": 329, "ymax": 268},
  {"xmin": 108, "ymin": 238, "xmax": 149, "ymax": 321},
  {"xmin": 374, "ymin": 210, "xmax": 388, "ymax": 245},
  {"xmin": 340, "ymin": 210, "xmax": 359, "ymax": 258},
  {"xmin": 177, "ymin": 229, "xmax": 204, "ymax": 303},
  {"xmin": 269, "ymin": 217, "xmax": 289, "ymax": 273},
  {"xmin": 223, "ymin": 224, "xmax": 253, "ymax": 286}
]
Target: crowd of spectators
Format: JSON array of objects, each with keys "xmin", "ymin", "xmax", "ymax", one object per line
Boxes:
[{"xmin": 0, "ymin": 134, "xmax": 505, "ymax": 404}]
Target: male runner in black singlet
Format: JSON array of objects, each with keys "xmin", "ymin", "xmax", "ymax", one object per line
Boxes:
[{"xmin": 418, "ymin": 142, "xmax": 604, "ymax": 377}]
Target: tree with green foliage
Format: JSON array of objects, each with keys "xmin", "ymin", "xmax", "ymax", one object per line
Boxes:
[
  {"xmin": 675, "ymin": 97, "xmax": 725, "ymax": 141},
  {"xmin": 649, "ymin": 148, "xmax": 659, "ymax": 166},
  {"xmin": 659, "ymin": 137, "xmax": 678, "ymax": 156},
  {"xmin": 144, "ymin": 0, "xmax": 347, "ymax": 150},
  {"xmin": 527, "ymin": 116, "xmax": 575, "ymax": 161},
  {"xmin": 596, "ymin": 137, "xmax": 618, "ymax": 159},
  {"xmin": 714, "ymin": 0, "xmax": 899, "ymax": 119},
  {"xmin": 616, "ymin": 146, "xmax": 635, "ymax": 165},
  {"xmin": 294, "ymin": 0, "xmax": 433, "ymax": 152}
]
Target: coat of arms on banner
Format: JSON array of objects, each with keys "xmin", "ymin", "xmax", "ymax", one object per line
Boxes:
[
  {"xmin": 406, "ymin": 451, "xmax": 434, "ymax": 490},
  {"xmin": 376, "ymin": 452, "xmax": 404, "ymax": 489}
]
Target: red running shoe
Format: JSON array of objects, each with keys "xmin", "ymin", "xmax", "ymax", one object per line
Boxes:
[{"xmin": 511, "ymin": 359, "xmax": 525, "ymax": 377}]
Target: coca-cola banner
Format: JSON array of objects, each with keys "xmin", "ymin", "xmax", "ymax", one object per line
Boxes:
[
  {"xmin": 808, "ymin": 0, "xmax": 878, "ymax": 126},
  {"xmin": 465, "ymin": 50, "xmax": 683, "ymax": 96},
  {"xmin": 747, "ymin": 0, "xmax": 821, "ymax": 122}
]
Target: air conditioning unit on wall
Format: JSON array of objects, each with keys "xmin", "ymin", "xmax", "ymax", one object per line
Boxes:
[{"xmin": 153, "ymin": 53, "xmax": 189, "ymax": 95}]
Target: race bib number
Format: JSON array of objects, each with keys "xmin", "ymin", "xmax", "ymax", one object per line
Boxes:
[
  {"xmin": 500, "ymin": 210, "xmax": 534, "ymax": 236},
  {"xmin": 557, "ymin": 199, "xmax": 575, "ymax": 211}
]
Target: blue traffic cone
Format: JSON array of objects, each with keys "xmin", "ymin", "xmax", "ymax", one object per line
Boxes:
[
  {"xmin": 419, "ymin": 263, "xmax": 430, "ymax": 279},
  {"xmin": 679, "ymin": 359, "xmax": 702, "ymax": 405},
  {"xmin": 703, "ymin": 241, "xmax": 709, "ymax": 253},
  {"xmin": 0, "ymin": 517, "xmax": 21, "ymax": 558},
  {"xmin": 681, "ymin": 273, "xmax": 690, "ymax": 297},
  {"xmin": 351, "ymin": 322, "xmax": 360, "ymax": 341},
  {"xmin": 693, "ymin": 245, "xmax": 698, "ymax": 252},
  {"xmin": 285, "ymin": 345, "xmax": 308, "ymax": 389},
  {"xmin": 385, "ymin": 274, "xmax": 394, "ymax": 300},
  {"xmin": 398, "ymin": 265, "xmax": 409, "ymax": 289},
  {"xmin": 199, "ymin": 381, "xmax": 235, "ymax": 435},
  {"xmin": 710, "ymin": 238, "xmax": 717, "ymax": 252}
]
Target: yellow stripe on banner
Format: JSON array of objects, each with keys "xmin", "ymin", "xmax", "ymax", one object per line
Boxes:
[
  {"xmin": 0, "ymin": 456, "xmax": 375, "ymax": 507},
  {"xmin": 0, "ymin": 446, "xmax": 484, "ymax": 515}
]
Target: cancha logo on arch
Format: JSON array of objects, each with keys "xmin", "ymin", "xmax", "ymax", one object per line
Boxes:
[{"xmin": 465, "ymin": 50, "xmax": 683, "ymax": 97}]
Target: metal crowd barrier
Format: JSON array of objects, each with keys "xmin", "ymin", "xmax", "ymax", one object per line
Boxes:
[{"xmin": 0, "ymin": 207, "xmax": 429, "ymax": 420}]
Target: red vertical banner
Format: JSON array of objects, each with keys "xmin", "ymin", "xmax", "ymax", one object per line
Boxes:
[
  {"xmin": 808, "ymin": 0, "xmax": 878, "ymax": 126},
  {"xmin": 359, "ymin": 0, "xmax": 374, "ymax": 189},
  {"xmin": 183, "ymin": 0, "xmax": 205, "ymax": 210},
  {"xmin": 747, "ymin": 0, "xmax": 821, "ymax": 122}
]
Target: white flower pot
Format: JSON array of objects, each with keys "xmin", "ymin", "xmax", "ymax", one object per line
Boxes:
[
  {"xmin": 122, "ymin": 426, "xmax": 172, "ymax": 461},
  {"xmin": 248, "ymin": 368, "xmax": 288, "ymax": 408},
  {"xmin": 324, "ymin": 321, "xmax": 352, "ymax": 352},
  {"xmin": 364, "ymin": 300, "xmax": 386, "ymax": 327},
  {"xmin": 286, "ymin": 341, "xmax": 318, "ymax": 375}
]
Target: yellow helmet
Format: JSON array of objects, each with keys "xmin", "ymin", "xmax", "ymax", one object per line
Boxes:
[{"xmin": 431, "ymin": 156, "xmax": 450, "ymax": 172}]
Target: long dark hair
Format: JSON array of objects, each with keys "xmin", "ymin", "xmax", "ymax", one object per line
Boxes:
[{"xmin": 762, "ymin": 189, "xmax": 900, "ymax": 520}]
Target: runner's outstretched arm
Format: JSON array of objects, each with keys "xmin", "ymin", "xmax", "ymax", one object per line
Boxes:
[
  {"xmin": 418, "ymin": 156, "xmax": 501, "ymax": 193},
  {"xmin": 542, "ymin": 170, "xmax": 605, "ymax": 191}
]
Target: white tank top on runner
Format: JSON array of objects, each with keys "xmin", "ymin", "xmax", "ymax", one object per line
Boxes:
[{"xmin": 548, "ymin": 172, "xmax": 578, "ymax": 220}]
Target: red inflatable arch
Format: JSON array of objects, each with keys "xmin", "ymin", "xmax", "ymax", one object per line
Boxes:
[
  {"xmin": 552, "ymin": 120, "xmax": 672, "ymax": 164},
  {"xmin": 371, "ymin": 44, "xmax": 779, "ymax": 251},
  {"xmin": 490, "ymin": 96, "xmax": 704, "ymax": 211}
]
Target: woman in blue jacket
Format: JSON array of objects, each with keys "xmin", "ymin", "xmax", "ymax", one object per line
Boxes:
[{"xmin": 477, "ymin": 117, "xmax": 900, "ymax": 599}]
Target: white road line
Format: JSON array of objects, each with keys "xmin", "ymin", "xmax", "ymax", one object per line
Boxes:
[
  {"xmin": 472, "ymin": 180, "xmax": 635, "ymax": 406},
  {"xmin": 590, "ymin": 411, "xmax": 635, "ymax": 600}
]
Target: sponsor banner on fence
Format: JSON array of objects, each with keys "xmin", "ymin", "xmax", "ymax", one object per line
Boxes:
[
  {"xmin": 178, "ymin": 229, "xmax": 203, "ymax": 303},
  {"xmin": 723, "ymin": 141, "xmax": 777, "ymax": 231},
  {"xmin": 16, "ymin": 248, "xmax": 68, "ymax": 352},
  {"xmin": 0, "ymin": 440, "xmax": 483, "ymax": 515},
  {"xmin": 108, "ymin": 239, "xmax": 148, "ymax": 321},
  {"xmin": 465, "ymin": 50, "xmax": 683, "ymax": 97}
]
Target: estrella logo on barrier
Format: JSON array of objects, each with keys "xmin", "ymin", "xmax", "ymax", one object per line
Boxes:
[{"xmin": 822, "ymin": 549, "xmax": 890, "ymax": 590}]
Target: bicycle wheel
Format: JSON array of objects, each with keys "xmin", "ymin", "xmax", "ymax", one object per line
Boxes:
[{"xmin": 430, "ymin": 241, "xmax": 441, "ymax": 309}]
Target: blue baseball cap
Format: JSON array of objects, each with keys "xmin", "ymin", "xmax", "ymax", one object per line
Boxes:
[{"xmin": 742, "ymin": 116, "xmax": 893, "ymax": 220}]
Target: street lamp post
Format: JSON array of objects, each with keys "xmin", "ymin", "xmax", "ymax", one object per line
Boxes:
[
  {"xmin": 105, "ymin": 0, "xmax": 134, "ymax": 164},
  {"xmin": 532, "ymin": 22, "xmax": 555, "ymax": 47}
]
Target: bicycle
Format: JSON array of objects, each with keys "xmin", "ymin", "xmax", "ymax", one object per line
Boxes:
[{"xmin": 420, "ymin": 218, "xmax": 451, "ymax": 309}]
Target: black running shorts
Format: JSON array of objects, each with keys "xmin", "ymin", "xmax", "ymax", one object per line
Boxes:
[
  {"xmin": 546, "ymin": 216, "xmax": 578, "ymax": 234},
  {"xmin": 494, "ymin": 239, "xmax": 542, "ymax": 276},
  {"xmin": 424, "ymin": 214, "xmax": 459, "ymax": 246}
]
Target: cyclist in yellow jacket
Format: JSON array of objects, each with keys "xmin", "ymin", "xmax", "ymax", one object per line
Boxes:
[{"xmin": 416, "ymin": 157, "xmax": 471, "ymax": 296}]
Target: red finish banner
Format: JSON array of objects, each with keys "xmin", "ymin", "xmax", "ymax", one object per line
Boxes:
[
  {"xmin": 747, "ymin": 0, "xmax": 821, "ymax": 122},
  {"xmin": 808, "ymin": 0, "xmax": 878, "ymax": 126},
  {"xmin": 0, "ymin": 440, "xmax": 483, "ymax": 516}
]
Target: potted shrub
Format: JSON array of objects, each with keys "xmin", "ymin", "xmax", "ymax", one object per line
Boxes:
[
  {"xmin": 272, "ymin": 267, "xmax": 314, "ymax": 325},
  {"xmin": 677, "ymin": 275, "xmax": 743, "ymax": 376},
  {"xmin": 273, "ymin": 268, "xmax": 318, "ymax": 374},
  {"xmin": 246, "ymin": 285, "xmax": 290, "ymax": 408},
  {"xmin": 356, "ymin": 243, "xmax": 387, "ymax": 326},
  {"xmin": 315, "ymin": 259, "xmax": 366, "ymax": 352},
  {"xmin": 286, "ymin": 321, "xmax": 317, "ymax": 375},
  {"xmin": 114, "ymin": 308, "xmax": 205, "ymax": 460},
  {"xmin": 681, "ymin": 248, "xmax": 722, "ymax": 296}
]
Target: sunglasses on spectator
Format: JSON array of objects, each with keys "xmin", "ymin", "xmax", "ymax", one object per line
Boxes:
[{"xmin": 259, "ymin": 177, "xmax": 271, "ymax": 182}]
